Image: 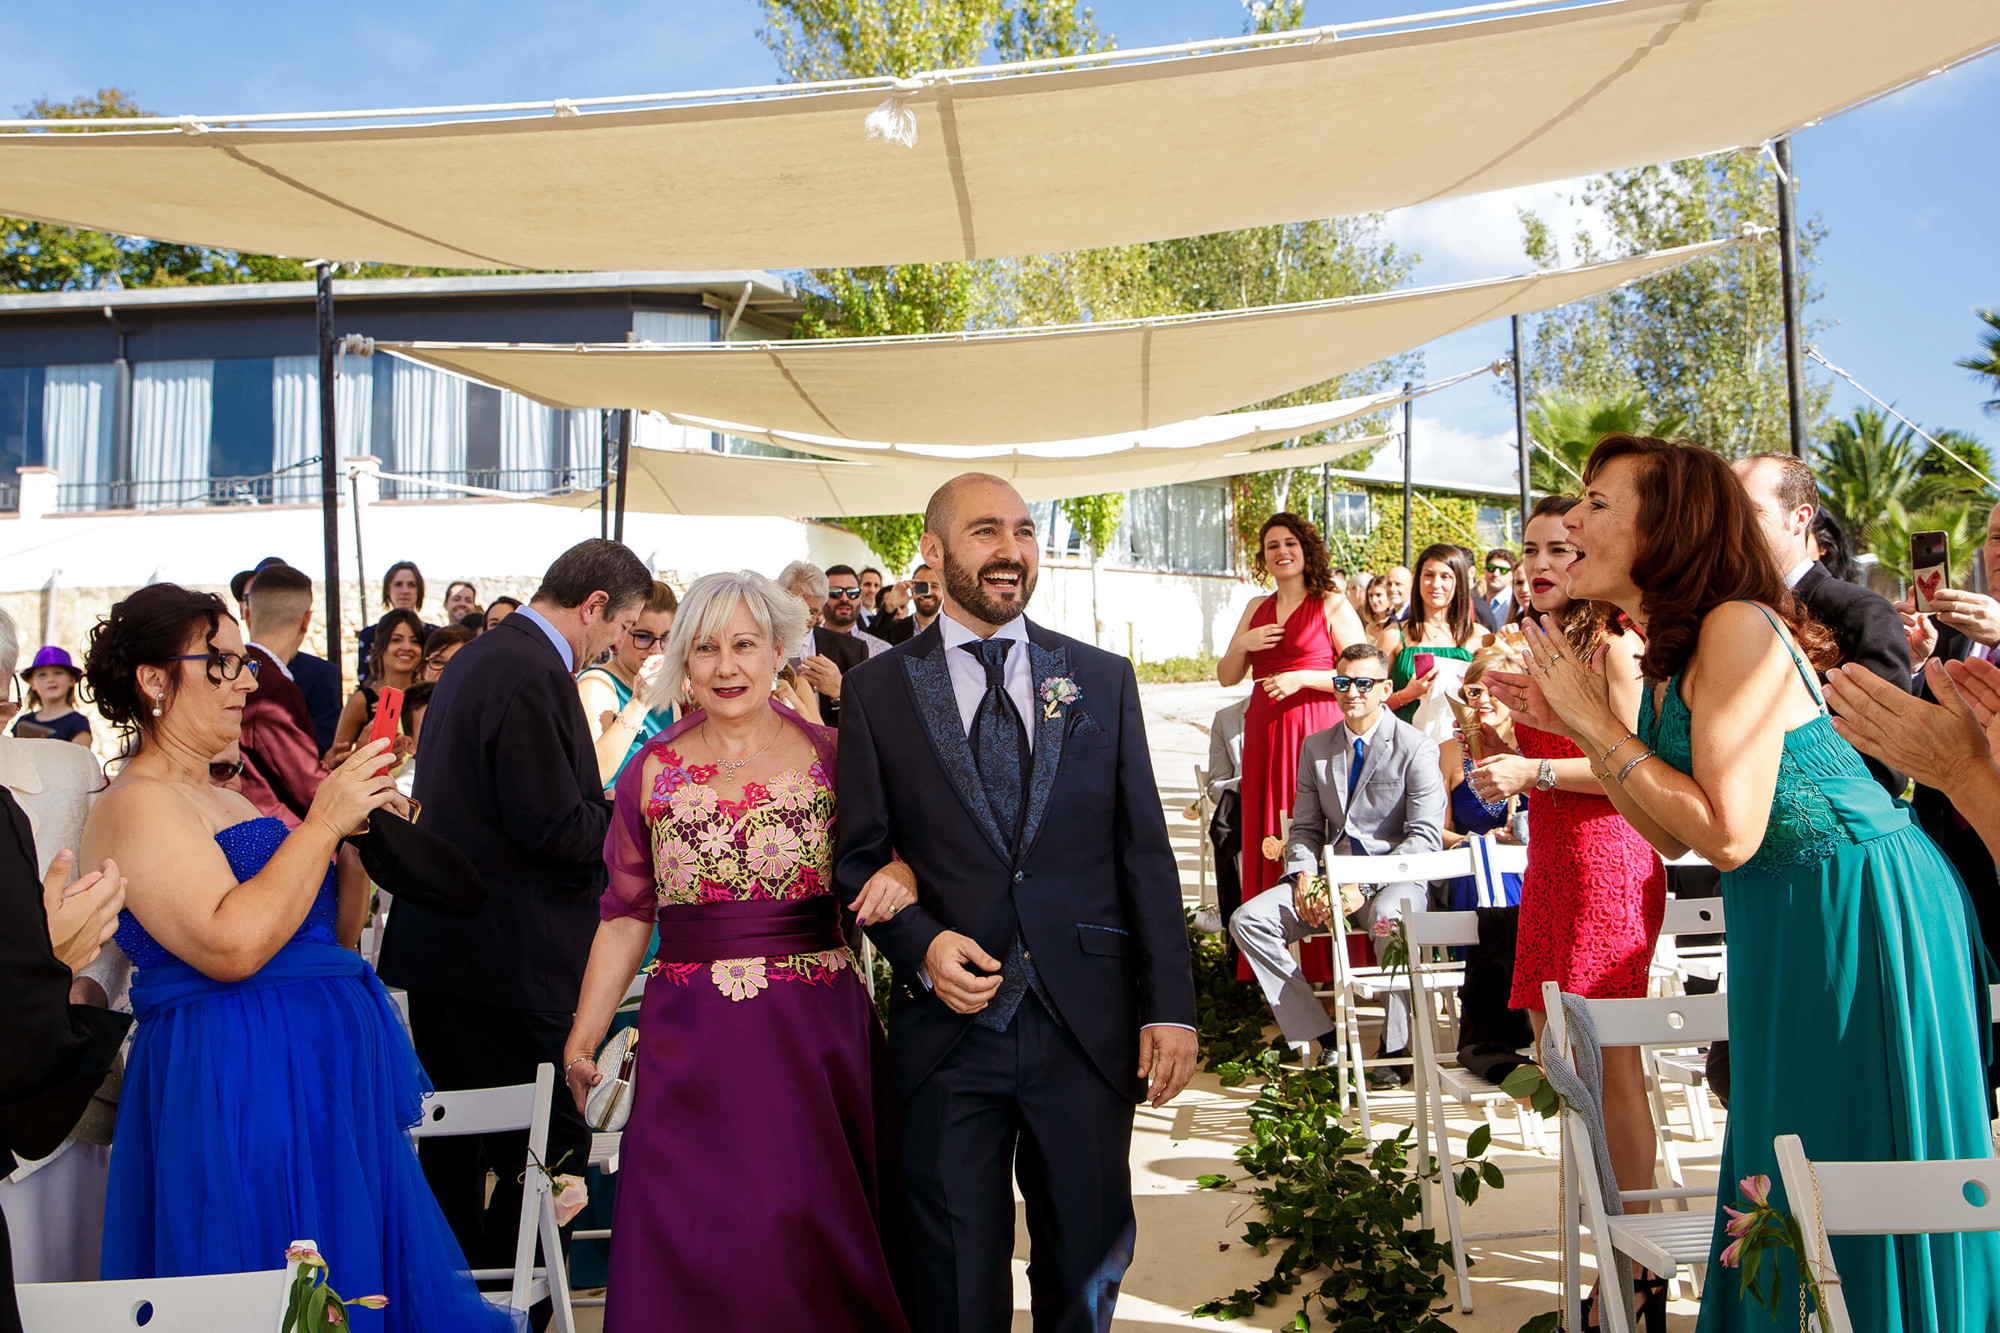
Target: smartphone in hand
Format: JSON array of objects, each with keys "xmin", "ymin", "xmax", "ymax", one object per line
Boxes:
[
  {"xmin": 1413, "ymin": 651, "xmax": 1436, "ymax": 681},
  {"xmin": 368, "ymin": 687, "xmax": 404, "ymax": 775},
  {"xmin": 1911, "ymin": 530, "xmax": 1950, "ymax": 613}
]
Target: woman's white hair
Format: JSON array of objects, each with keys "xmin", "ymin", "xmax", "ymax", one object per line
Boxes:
[
  {"xmin": 648, "ymin": 570, "xmax": 808, "ymax": 711},
  {"xmin": 776, "ymin": 560, "xmax": 829, "ymax": 603}
]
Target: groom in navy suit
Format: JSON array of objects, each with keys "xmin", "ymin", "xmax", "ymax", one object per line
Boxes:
[{"xmin": 835, "ymin": 474, "xmax": 1197, "ymax": 1333}]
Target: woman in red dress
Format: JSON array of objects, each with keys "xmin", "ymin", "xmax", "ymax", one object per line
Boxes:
[
  {"xmin": 1469, "ymin": 495, "xmax": 1665, "ymax": 1312},
  {"xmin": 1217, "ymin": 513, "xmax": 1367, "ymax": 982}
]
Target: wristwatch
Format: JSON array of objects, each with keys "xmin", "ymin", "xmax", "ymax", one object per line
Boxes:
[{"xmin": 1534, "ymin": 759, "xmax": 1556, "ymax": 792}]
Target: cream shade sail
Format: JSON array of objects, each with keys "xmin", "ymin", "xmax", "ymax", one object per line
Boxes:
[
  {"xmin": 0, "ymin": 0, "xmax": 1990, "ymax": 270},
  {"xmin": 540, "ymin": 432, "xmax": 1391, "ymax": 518},
  {"xmin": 377, "ymin": 241, "xmax": 1733, "ymax": 447}
]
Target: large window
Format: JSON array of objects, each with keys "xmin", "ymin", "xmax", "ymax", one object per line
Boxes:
[{"xmin": 1118, "ymin": 483, "xmax": 1231, "ymax": 574}]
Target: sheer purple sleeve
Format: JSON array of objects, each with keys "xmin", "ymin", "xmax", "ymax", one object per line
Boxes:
[{"xmin": 599, "ymin": 743, "xmax": 660, "ymax": 924}]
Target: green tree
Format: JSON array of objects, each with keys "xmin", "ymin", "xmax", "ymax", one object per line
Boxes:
[
  {"xmin": 1812, "ymin": 408, "xmax": 1991, "ymax": 546},
  {"xmin": 1518, "ymin": 153, "xmax": 1830, "ymax": 456},
  {"xmin": 1863, "ymin": 497, "xmax": 1985, "ymax": 584},
  {"xmin": 1524, "ymin": 389, "xmax": 1685, "ymax": 495},
  {"xmin": 1959, "ymin": 308, "xmax": 2000, "ymax": 417},
  {"xmin": 2, "ymin": 90, "xmax": 493, "ymax": 291}
]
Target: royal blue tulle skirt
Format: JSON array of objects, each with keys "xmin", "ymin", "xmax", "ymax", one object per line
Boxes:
[{"xmin": 102, "ymin": 942, "xmax": 516, "ymax": 1333}]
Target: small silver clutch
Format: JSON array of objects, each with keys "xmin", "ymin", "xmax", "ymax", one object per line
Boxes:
[{"xmin": 584, "ymin": 1026, "xmax": 639, "ymax": 1133}]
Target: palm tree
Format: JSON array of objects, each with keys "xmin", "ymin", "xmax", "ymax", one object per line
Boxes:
[
  {"xmin": 1862, "ymin": 497, "xmax": 1984, "ymax": 584},
  {"xmin": 1812, "ymin": 409, "xmax": 1990, "ymax": 536},
  {"xmin": 1525, "ymin": 391, "xmax": 1686, "ymax": 496},
  {"xmin": 1958, "ymin": 308, "xmax": 2000, "ymax": 416}
]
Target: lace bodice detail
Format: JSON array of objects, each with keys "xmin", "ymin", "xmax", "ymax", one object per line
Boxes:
[
  {"xmin": 114, "ymin": 816, "xmax": 338, "ymax": 971},
  {"xmin": 1639, "ymin": 677, "xmax": 1861, "ymax": 872}
]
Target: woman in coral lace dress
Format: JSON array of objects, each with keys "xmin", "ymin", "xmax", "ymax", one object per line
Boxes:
[
  {"xmin": 1217, "ymin": 513, "xmax": 1367, "ymax": 983},
  {"xmin": 563, "ymin": 572, "xmax": 911, "ymax": 1333}
]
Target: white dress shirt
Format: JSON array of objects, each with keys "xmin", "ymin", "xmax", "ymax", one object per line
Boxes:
[
  {"xmin": 940, "ymin": 614, "xmax": 1036, "ymax": 747},
  {"xmin": 1783, "ymin": 555, "xmax": 1815, "ymax": 590}
]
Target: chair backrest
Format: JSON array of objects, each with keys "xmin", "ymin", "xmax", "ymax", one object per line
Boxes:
[
  {"xmin": 16, "ymin": 1268, "xmax": 292, "ymax": 1333},
  {"xmin": 1323, "ymin": 847, "xmax": 1476, "ymax": 885},
  {"xmin": 1659, "ymin": 897, "xmax": 1725, "ymax": 936},
  {"xmin": 411, "ymin": 1071, "xmax": 543, "ymax": 1139},
  {"xmin": 1541, "ymin": 982, "xmax": 1729, "ymax": 1050},
  {"xmin": 1775, "ymin": 1133, "xmax": 2000, "ymax": 1238},
  {"xmin": 1403, "ymin": 908, "xmax": 1480, "ymax": 950}
]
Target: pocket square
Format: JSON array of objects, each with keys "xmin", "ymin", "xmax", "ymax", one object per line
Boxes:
[{"xmin": 1065, "ymin": 709, "xmax": 1104, "ymax": 737}]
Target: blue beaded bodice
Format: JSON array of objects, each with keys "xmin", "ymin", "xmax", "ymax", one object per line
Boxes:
[
  {"xmin": 114, "ymin": 816, "xmax": 340, "ymax": 971},
  {"xmin": 1636, "ymin": 608, "xmax": 1908, "ymax": 875}
]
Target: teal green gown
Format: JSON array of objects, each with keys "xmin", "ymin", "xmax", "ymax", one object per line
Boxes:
[{"xmin": 1639, "ymin": 606, "xmax": 1999, "ymax": 1331}]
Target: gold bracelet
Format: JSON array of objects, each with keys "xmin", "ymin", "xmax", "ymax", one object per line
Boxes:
[
  {"xmin": 1588, "ymin": 760, "xmax": 1614, "ymax": 783},
  {"xmin": 1615, "ymin": 749, "xmax": 1655, "ymax": 783},
  {"xmin": 1596, "ymin": 733, "xmax": 1640, "ymax": 768}
]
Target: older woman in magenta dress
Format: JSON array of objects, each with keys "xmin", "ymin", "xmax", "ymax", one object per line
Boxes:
[
  {"xmin": 563, "ymin": 571, "xmax": 912, "ymax": 1332},
  {"xmin": 1217, "ymin": 513, "xmax": 1367, "ymax": 983}
]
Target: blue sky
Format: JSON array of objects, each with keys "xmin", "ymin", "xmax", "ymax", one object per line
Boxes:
[{"xmin": 6, "ymin": 0, "xmax": 1996, "ymax": 489}]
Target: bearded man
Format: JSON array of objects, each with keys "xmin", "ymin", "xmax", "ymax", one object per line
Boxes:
[{"xmin": 832, "ymin": 473, "xmax": 1197, "ymax": 1333}]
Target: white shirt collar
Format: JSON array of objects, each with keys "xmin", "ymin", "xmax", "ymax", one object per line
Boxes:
[
  {"xmin": 940, "ymin": 613, "xmax": 1029, "ymax": 653},
  {"xmin": 1342, "ymin": 707, "xmax": 1388, "ymax": 746},
  {"xmin": 1783, "ymin": 556, "xmax": 1816, "ymax": 590},
  {"xmin": 245, "ymin": 641, "xmax": 294, "ymax": 681}
]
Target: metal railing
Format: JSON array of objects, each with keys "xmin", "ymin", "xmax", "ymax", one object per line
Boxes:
[
  {"xmin": 377, "ymin": 467, "xmax": 596, "ymax": 500},
  {"xmin": 0, "ymin": 482, "xmax": 17, "ymax": 513},
  {"xmin": 54, "ymin": 475, "xmax": 314, "ymax": 513}
]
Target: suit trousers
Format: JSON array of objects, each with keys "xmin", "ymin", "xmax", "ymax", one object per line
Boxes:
[
  {"xmin": 898, "ymin": 995, "xmax": 1136, "ymax": 1333},
  {"xmin": 1231, "ymin": 879, "xmax": 1425, "ymax": 1052},
  {"xmin": 408, "ymin": 994, "xmax": 591, "ymax": 1328},
  {"xmin": 1207, "ymin": 789, "xmax": 1243, "ymax": 974}
]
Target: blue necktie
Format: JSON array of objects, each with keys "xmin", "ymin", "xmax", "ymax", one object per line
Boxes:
[{"xmin": 1343, "ymin": 736, "xmax": 1366, "ymax": 855}]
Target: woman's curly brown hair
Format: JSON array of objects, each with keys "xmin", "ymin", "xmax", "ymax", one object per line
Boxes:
[
  {"xmin": 1582, "ymin": 435, "xmax": 1836, "ymax": 681},
  {"xmin": 82, "ymin": 584, "xmax": 231, "ymax": 747},
  {"xmin": 1250, "ymin": 512, "xmax": 1335, "ymax": 597}
]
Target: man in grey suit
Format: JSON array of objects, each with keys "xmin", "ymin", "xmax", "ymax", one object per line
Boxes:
[{"xmin": 1229, "ymin": 643, "xmax": 1445, "ymax": 1085}]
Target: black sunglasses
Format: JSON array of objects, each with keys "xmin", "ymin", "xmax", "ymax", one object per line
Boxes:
[
  {"xmin": 1331, "ymin": 675, "xmax": 1385, "ymax": 693},
  {"xmin": 826, "ymin": 588, "xmax": 864, "ymax": 600}
]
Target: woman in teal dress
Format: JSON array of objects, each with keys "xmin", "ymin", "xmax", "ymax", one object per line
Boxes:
[
  {"xmin": 1492, "ymin": 434, "xmax": 1998, "ymax": 1331},
  {"xmin": 579, "ymin": 580, "xmax": 680, "ymax": 794}
]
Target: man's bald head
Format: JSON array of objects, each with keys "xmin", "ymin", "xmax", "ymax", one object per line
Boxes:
[
  {"xmin": 924, "ymin": 472, "xmax": 1013, "ymax": 540},
  {"xmin": 920, "ymin": 473, "xmax": 1039, "ymax": 630}
]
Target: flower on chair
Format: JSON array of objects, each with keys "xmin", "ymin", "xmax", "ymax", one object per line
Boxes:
[
  {"xmin": 712, "ymin": 958, "xmax": 769, "ymax": 1001},
  {"xmin": 1040, "ymin": 676, "xmax": 1081, "ymax": 721}
]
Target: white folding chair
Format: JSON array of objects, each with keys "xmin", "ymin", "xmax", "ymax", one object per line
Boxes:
[
  {"xmin": 1314, "ymin": 846, "xmax": 1480, "ymax": 1132},
  {"xmin": 1403, "ymin": 905, "xmax": 1554, "ymax": 1314},
  {"xmin": 410, "ymin": 1063, "xmax": 577, "ymax": 1333},
  {"xmin": 16, "ymin": 1269, "xmax": 292, "ymax": 1333},
  {"xmin": 1544, "ymin": 981, "xmax": 1728, "ymax": 1333},
  {"xmin": 565, "ymin": 973, "xmax": 648, "ymax": 1309},
  {"xmin": 1646, "ymin": 897, "xmax": 1729, "ymax": 1163}
]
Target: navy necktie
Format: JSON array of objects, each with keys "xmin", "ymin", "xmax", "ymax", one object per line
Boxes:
[
  {"xmin": 1348, "ymin": 735, "xmax": 1367, "ymax": 798},
  {"xmin": 963, "ymin": 638, "xmax": 1030, "ymax": 851}
]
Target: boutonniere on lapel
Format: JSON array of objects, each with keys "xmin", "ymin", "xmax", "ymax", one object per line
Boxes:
[{"xmin": 1039, "ymin": 676, "xmax": 1081, "ymax": 721}]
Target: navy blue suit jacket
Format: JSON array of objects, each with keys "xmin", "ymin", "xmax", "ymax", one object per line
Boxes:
[
  {"xmin": 288, "ymin": 650, "xmax": 343, "ymax": 754},
  {"xmin": 833, "ymin": 618, "xmax": 1195, "ymax": 1102}
]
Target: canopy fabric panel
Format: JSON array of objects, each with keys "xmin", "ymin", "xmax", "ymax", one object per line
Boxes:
[
  {"xmin": 0, "ymin": 0, "xmax": 1989, "ymax": 270},
  {"xmin": 379, "ymin": 241, "xmax": 1730, "ymax": 447},
  {"xmin": 539, "ymin": 432, "xmax": 1390, "ymax": 518}
]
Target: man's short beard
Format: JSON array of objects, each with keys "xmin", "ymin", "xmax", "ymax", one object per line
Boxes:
[{"xmin": 941, "ymin": 546, "xmax": 1036, "ymax": 625}]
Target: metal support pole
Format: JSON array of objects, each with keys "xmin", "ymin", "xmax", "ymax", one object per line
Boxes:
[
  {"xmin": 1320, "ymin": 458, "xmax": 1331, "ymax": 549},
  {"xmin": 1512, "ymin": 316, "xmax": 1531, "ymax": 539},
  {"xmin": 1401, "ymin": 380, "xmax": 1414, "ymax": 569},
  {"xmin": 349, "ymin": 471, "xmax": 367, "ymax": 632},
  {"xmin": 613, "ymin": 408, "xmax": 633, "ymax": 543},
  {"xmin": 598, "ymin": 409, "xmax": 612, "ymax": 539},
  {"xmin": 315, "ymin": 263, "xmax": 342, "ymax": 685},
  {"xmin": 1775, "ymin": 136, "xmax": 1807, "ymax": 458}
]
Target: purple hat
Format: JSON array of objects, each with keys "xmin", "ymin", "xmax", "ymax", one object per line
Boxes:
[{"xmin": 22, "ymin": 646, "xmax": 80, "ymax": 683}]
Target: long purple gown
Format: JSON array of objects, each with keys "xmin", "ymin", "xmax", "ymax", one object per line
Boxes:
[{"xmin": 599, "ymin": 702, "xmax": 907, "ymax": 1332}]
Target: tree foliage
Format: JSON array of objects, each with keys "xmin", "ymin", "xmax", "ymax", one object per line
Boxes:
[
  {"xmin": 1, "ymin": 90, "xmax": 492, "ymax": 291},
  {"xmin": 1960, "ymin": 308, "xmax": 2000, "ymax": 418},
  {"xmin": 1524, "ymin": 390, "xmax": 1685, "ymax": 496},
  {"xmin": 759, "ymin": 1, "xmax": 1416, "ymax": 573},
  {"xmin": 1518, "ymin": 154, "xmax": 1829, "ymax": 457}
]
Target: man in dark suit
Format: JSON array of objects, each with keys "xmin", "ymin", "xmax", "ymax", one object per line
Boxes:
[
  {"xmin": 376, "ymin": 538, "xmax": 652, "ymax": 1301},
  {"xmin": 871, "ymin": 564, "xmax": 940, "ymax": 648},
  {"xmin": 236, "ymin": 565, "xmax": 331, "ymax": 825},
  {"xmin": 778, "ymin": 560, "xmax": 866, "ymax": 727},
  {"xmin": 1736, "ymin": 453, "xmax": 1912, "ymax": 796},
  {"xmin": 231, "ymin": 556, "xmax": 343, "ymax": 753},
  {"xmin": 835, "ymin": 474, "xmax": 1196, "ymax": 1333}
]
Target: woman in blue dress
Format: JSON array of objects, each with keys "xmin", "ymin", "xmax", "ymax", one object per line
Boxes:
[
  {"xmin": 1436, "ymin": 643, "xmax": 1525, "ymax": 910},
  {"xmin": 80, "ymin": 584, "xmax": 511, "ymax": 1333},
  {"xmin": 1494, "ymin": 435, "xmax": 1998, "ymax": 1330}
]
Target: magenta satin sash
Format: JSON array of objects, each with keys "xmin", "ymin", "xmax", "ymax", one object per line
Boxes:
[{"xmin": 651, "ymin": 897, "xmax": 844, "ymax": 962}]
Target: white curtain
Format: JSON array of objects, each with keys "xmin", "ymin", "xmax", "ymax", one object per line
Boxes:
[
  {"xmin": 632, "ymin": 310, "xmax": 715, "ymax": 344},
  {"xmin": 500, "ymin": 396, "xmax": 557, "ymax": 479},
  {"xmin": 272, "ymin": 353, "xmax": 376, "ymax": 502},
  {"xmin": 41, "ymin": 365, "xmax": 116, "ymax": 506},
  {"xmin": 564, "ymin": 409, "xmax": 601, "ymax": 485},
  {"xmin": 389, "ymin": 359, "xmax": 466, "ymax": 477},
  {"xmin": 131, "ymin": 360, "xmax": 214, "ymax": 510}
]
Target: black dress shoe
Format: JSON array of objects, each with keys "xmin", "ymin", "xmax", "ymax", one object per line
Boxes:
[{"xmin": 1367, "ymin": 1046, "xmax": 1411, "ymax": 1088}]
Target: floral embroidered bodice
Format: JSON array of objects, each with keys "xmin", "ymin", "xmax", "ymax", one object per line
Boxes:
[
  {"xmin": 1636, "ymin": 607, "xmax": 1910, "ymax": 875},
  {"xmin": 645, "ymin": 746, "xmax": 851, "ymax": 999}
]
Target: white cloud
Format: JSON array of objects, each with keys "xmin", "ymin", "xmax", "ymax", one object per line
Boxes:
[
  {"xmin": 1361, "ymin": 415, "xmax": 1522, "ymax": 491},
  {"xmin": 1381, "ymin": 179, "xmax": 1605, "ymax": 284}
]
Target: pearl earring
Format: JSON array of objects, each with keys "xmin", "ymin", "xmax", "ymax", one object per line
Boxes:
[{"xmin": 153, "ymin": 692, "xmax": 164, "ymax": 718}]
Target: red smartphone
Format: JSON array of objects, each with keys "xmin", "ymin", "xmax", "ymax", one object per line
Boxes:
[
  {"xmin": 1413, "ymin": 651, "xmax": 1436, "ymax": 681},
  {"xmin": 368, "ymin": 687, "xmax": 404, "ymax": 774}
]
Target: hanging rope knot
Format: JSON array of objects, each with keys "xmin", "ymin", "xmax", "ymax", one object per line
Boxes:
[
  {"xmin": 1738, "ymin": 221, "xmax": 1774, "ymax": 241},
  {"xmin": 864, "ymin": 78, "xmax": 926, "ymax": 148},
  {"xmin": 338, "ymin": 334, "xmax": 375, "ymax": 357}
]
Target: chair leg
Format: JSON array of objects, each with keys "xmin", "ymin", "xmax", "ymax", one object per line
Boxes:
[
  {"xmin": 1349, "ymin": 997, "xmax": 1373, "ymax": 1139},
  {"xmin": 1427, "ymin": 1073, "xmax": 1474, "ymax": 1313},
  {"xmin": 540, "ymin": 1192, "xmax": 579, "ymax": 1333},
  {"xmin": 1562, "ymin": 1116, "xmax": 1583, "ymax": 1333}
]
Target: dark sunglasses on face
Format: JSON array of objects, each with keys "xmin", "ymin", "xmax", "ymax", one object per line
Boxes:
[
  {"xmin": 1331, "ymin": 675, "xmax": 1384, "ymax": 693},
  {"xmin": 826, "ymin": 588, "xmax": 864, "ymax": 600},
  {"xmin": 1487, "ymin": 563, "xmax": 1512, "ymax": 574},
  {"xmin": 626, "ymin": 628, "xmax": 665, "ymax": 650},
  {"xmin": 209, "ymin": 756, "xmax": 246, "ymax": 782}
]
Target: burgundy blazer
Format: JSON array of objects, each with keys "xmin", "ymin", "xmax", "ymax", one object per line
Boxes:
[{"xmin": 238, "ymin": 645, "xmax": 330, "ymax": 827}]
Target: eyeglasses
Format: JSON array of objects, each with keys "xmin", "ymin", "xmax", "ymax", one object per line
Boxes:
[
  {"xmin": 209, "ymin": 756, "xmax": 246, "ymax": 783},
  {"xmin": 826, "ymin": 588, "xmax": 864, "ymax": 600},
  {"xmin": 167, "ymin": 652, "xmax": 260, "ymax": 681},
  {"xmin": 626, "ymin": 628, "xmax": 665, "ymax": 650},
  {"xmin": 1486, "ymin": 563, "xmax": 1513, "ymax": 574},
  {"xmin": 1331, "ymin": 675, "xmax": 1385, "ymax": 693}
]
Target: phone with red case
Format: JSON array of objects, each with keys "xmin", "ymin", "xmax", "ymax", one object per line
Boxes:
[
  {"xmin": 1910, "ymin": 530, "xmax": 1950, "ymax": 613},
  {"xmin": 367, "ymin": 686, "xmax": 404, "ymax": 774}
]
